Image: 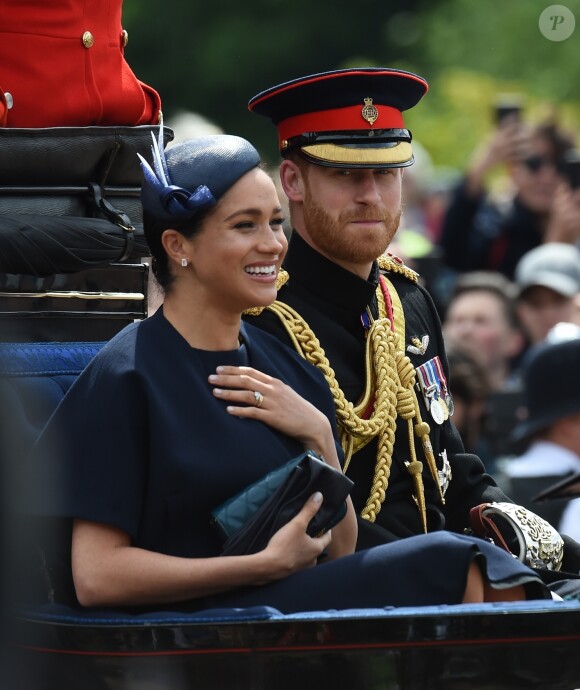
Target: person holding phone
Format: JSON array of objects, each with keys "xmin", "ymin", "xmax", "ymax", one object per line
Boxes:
[
  {"xmin": 544, "ymin": 150, "xmax": 580, "ymax": 246},
  {"xmin": 439, "ymin": 104, "xmax": 577, "ymax": 279}
]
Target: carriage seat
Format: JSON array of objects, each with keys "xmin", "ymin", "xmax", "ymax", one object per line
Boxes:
[{"xmin": 0, "ymin": 341, "xmax": 106, "ymax": 463}]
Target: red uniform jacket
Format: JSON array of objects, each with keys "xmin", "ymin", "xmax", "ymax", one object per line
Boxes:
[{"xmin": 0, "ymin": 0, "xmax": 161, "ymax": 127}]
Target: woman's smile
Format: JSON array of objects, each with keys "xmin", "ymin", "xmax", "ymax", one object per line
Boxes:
[{"xmin": 244, "ymin": 263, "xmax": 278, "ymax": 280}]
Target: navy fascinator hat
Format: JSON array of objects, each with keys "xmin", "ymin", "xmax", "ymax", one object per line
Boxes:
[{"xmin": 139, "ymin": 130, "xmax": 261, "ymax": 221}]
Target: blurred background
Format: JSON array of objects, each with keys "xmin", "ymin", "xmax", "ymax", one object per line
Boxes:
[
  {"xmin": 122, "ymin": 0, "xmax": 580, "ymax": 510},
  {"xmin": 122, "ymin": 0, "xmax": 580, "ymax": 168}
]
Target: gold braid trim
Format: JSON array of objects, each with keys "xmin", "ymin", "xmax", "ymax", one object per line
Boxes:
[
  {"xmin": 248, "ymin": 259, "xmax": 441, "ymax": 529},
  {"xmin": 244, "ymin": 269, "xmax": 290, "ymax": 316},
  {"xmin": 266, "ymin": 301, "xmax": 398, "ymax": 443},
  {"xmin": 377, "ymin": 254, "xmax": 419, "ymax": 283},
  {"xmin": 268, "ymin": 299, "xmax": 400, "ymax": 523},
  {"xmin": 378, "ymin": 273, "xmax": 444, "ymax": 509},
  {"xmin": 357, "ymin": 319, "xmax": 399, "ymax": 522}
]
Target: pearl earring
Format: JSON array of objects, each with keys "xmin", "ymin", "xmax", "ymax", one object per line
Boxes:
[{"xmin": 181, "ymin": 257, "xmax": 188, "ymax": 268}]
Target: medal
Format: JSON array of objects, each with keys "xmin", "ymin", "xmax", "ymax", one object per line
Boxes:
[
  {"xmin": 429, "ymin": 397, "xmax": 445, "ymax": 425},
  {"xmin": 434, "ymin": 357, "xmax": 454, "ymax": 418},
  {"xmin": 438, "ymin": 449, "xmax": 452, "ymax": 496},
  {"xmin": 416, "ymin": 356, "xmax": 450, "ymax": 425},
  {"xmin": 438, "ymin": 396, "xmax": 449, "ymax": 421},
  {"xmin": 445, "ymin": 393, "xmax": 454, "ymax": 417}
]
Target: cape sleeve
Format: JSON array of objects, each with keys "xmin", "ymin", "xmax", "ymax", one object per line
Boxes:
[{"xmin": 25, "ymin": 343, "xmax": 149, "ymax": 541}]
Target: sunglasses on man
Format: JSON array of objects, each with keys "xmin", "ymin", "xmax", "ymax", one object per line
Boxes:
[{"xmin": 521, "ymin": 154, "xmax": 559, "ymax": 173}]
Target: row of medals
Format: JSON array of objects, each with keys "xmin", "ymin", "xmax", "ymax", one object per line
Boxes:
[
  {"xmin": 428, "ymin": 391, "xmax": 454, "ymax": 426},
  {"xmin": 414, "ymin": 356, "xmax": 454, "ymax": 426}
]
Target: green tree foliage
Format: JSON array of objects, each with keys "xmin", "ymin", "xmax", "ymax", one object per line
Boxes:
[
  {"xmin": 409, "ymin": 0, "xmax": 580, "ymax": 168},
  {"xmin": 123, "ymin": 0, "xmax": 580, "ymax": 170},
  {"xmin": 122, "ymin": 0, "xmax": 431, "ymax": 161}
]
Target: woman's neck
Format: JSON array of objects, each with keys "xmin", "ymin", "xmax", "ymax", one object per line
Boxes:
[{"xmin": 161, "ymin": 292, "xmax": 242, "ymax": 351}]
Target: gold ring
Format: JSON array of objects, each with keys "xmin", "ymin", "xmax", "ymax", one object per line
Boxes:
[{"xmin": 254, "ymin": 390, "xmax": 264, "ymax": 408}]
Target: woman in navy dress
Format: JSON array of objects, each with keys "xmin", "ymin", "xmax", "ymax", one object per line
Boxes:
[{"xmin": 31, "ymin": 132, "xmax": 549, "ymax": 612}]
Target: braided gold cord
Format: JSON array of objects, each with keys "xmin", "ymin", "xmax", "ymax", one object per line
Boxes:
[
  {"xmin": 263, "ymin": 265, "xmax": 442, "ymax": 527},
  {"xmin": 394, "ymin": 347, "xmax": 445, "ymax": 506},
  {"xmin": 358, "ymin": 319, "xmax": 398, "ymax": 522},
  {"xmin": 406, "ymin": 459, "xmax": 427, "ymax": 532},
  {"xmin": 395, "ymin": 357, "xmax": 428, "ymax": 532},
  {"xmin": 395, "ymin": 350, "xmax": 445, "ymax": 505},
  {"xmin": 267, "ymin": 301, "xmax": 400, "ymax": 522},
  {"xmin": 269, "ymin": 302, "xmax": 397, "ymax": 436},
  {"xmin": 377, "ymin": 254, "xmax": 419, "ymax": 283}
]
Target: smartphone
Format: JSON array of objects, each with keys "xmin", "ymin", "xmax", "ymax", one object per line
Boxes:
[
  {"xmin": 493, "ymin": 94, "xmax": 523, "ymax": 125},
  {"xmin": 562, "ymin": 149, "xmax": 580, "ymax": 190}
]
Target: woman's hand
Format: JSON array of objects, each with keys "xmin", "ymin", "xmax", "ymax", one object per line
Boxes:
[
  {"xmin": 209, "ymin": 365, "xmax": 358, "ymax": 558},
  {"xmin": 256, "ymin": 492, "xmax": 333, "ymax": 583},
  {"xmin": 71, "ymin": 495, "xmax": 340, "ymax": 609},
  {"xmin": 209, "ymin": 365, "xmax": 333, "ymax": 454}
]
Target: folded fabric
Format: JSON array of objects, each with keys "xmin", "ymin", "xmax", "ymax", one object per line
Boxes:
[
  {"xmin": 211, "ymin": 451, "xmax": 353, "ymax": 557},
  {"xmin": 0, "ymin": 215, "xmax": 148, "ymax": 275}
]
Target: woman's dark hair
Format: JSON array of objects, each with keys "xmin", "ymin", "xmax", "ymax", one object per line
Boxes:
[
  {"xmin": 143, "ymin": 207, "xmax": 212, "ymax": 292},
  {"xmin": 534, "ymin": 122, "xmax": 575, "ymax": 164},
  {"xmin": 143, "ymin": 160, "xmax": 271, "ymax": 291},
  {"xmin": 139, "ymin": 134, "xmax": 263, "ymax": 292}
]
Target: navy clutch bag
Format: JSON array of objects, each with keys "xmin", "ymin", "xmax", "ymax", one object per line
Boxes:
[{"xmin": 211, "ymin": 450, "xmax": 353, "ymax": 556}]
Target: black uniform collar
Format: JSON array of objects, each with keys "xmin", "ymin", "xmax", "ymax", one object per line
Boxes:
[{"xmin": 283, "ymin": 231, "xmax": 379, "ymax": 314}]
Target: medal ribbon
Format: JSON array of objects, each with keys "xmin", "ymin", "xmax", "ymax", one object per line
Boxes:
[
  {"xmin": 416, "ymin": 360, "xmax": 438, "ymax": 400},
  {"xmin": 425, "ymin": 358, "xmax": 442, "ymax": 400},
  {"xmin": 433, "ymin": 356, "xmax": 449, "ymax": 398}
]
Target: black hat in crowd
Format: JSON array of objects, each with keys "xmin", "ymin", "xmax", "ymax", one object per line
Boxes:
[
  {"xmin": 140, "ymin": 133, "xmax": 261, "ymax": 221},
  {"xmin": 511, "ymin": 336, "xmax": 580, "ymax": 442},
  {"xmin": 248, "ymin": 67, "xmax": 428, "ymax": 168}
]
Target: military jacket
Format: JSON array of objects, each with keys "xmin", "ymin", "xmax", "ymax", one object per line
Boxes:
[{"xmin": 245, "ymin": 232, "xmax": 518, "ymax": 549}]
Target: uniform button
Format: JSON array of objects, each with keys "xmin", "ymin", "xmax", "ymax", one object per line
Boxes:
[
  {"xmin": 82, "ymin": 31, "xmax": 94, "ymax": 48},
  {"xmin": 121, "ymin": 29, "xmax": 129, "ymax": 47},
  {"xmin": 4, "ymin": 92, "xmax": 13, "ymax": 109}
]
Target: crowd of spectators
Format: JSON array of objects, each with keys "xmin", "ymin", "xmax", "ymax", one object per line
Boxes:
[{"xmin": 398, "ymin": 102, "xmax": 580, "ymax": 523}]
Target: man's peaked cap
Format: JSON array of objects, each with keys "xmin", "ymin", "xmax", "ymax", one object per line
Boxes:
[{"xmin": 248, "ymin": 67, "xmax": 428, "ymax": 168}]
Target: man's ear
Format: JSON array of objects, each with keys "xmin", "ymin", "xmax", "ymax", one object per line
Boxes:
[
  {"xmin": 280, "ymin": 159, "xmax": 305, "ymax": 202},
  {"xmin": 161, "ymin": 229, "xmax": 188, "ymax": 266}
]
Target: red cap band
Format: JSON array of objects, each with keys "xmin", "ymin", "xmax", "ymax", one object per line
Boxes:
[{"xmin": 277, "ymin": 105, "xmax": 405, "ymax": 147}]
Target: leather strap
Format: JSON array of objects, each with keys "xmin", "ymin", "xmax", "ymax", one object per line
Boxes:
[{"xmin": 469, "ymin": 504, "xmax": 512, "ymax": 553}]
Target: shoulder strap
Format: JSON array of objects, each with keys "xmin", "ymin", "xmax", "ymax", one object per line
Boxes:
[{"xmin": 377, "ymin": 253, "xmax": 419, "ymax": 283}]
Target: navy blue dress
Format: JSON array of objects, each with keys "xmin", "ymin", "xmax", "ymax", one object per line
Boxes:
[{"xmin": 29, "ymin": 308, "xmax": 548, "ymax": 612}]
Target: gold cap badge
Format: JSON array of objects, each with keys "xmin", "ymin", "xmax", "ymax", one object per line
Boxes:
[{"xmin": 361, "ymin": 97, "xmax": 379, "ymax": 126}]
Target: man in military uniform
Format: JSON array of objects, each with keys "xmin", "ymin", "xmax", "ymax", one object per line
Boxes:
[{"xmin": 244, "ymin": 67, "xmax": 580, "ymax": 593}]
